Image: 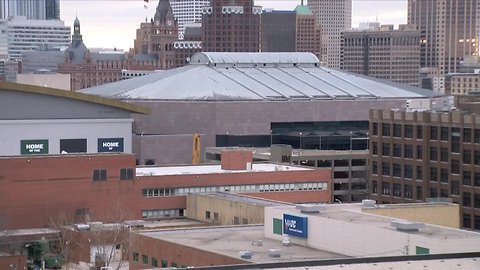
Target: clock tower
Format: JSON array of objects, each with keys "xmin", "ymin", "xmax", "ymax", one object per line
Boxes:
[{"xmin": 151, "ymin": 0, "xmax": 178, "ymax": 69}]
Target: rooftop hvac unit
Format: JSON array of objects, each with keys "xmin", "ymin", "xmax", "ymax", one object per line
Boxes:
[
  {"xmin": 296, "ymin": 204, "xmax": 324, "ymax": 213},
  {"xmin": 391, "ymin": 220, "xmax": 425, "ymax": 232},
  {"xmin": 361, "ymin": 199, "xmax": 377, "ymax": 208},
  {"xmin": 239, "ymin": 250, "xmax": 252, "ymax": 259},
  {"xmin": 268, "ymin": 249, "xmax": 281, "ymax": 258},
  {"xmin": 282, "ymin": 235, "xmax": 291, "ymax": 246},
  {"xmin": 73, "ymin": 224, "xmax": 90, "ymax": 231}
]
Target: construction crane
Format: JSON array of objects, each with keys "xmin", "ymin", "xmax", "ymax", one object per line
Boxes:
[{"xmin": 192, "ymin": 132, "xmax": 201, "ymax": 164}]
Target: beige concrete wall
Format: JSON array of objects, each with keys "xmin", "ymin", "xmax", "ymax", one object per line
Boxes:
[
  {"xmin": 186, "ymin": 193, "xmax": 265, "ymax": 225},
  {"xmin": 362, "ymin": 203, "xmax": 460, "ymax": 229},
  {"xmin": 17, "ymin": 73, "xmax": 71, "ymax": 90}
]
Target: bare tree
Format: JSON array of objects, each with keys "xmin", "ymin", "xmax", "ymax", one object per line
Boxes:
[{"xmin": 48, "ymin": 211, "xmax": 77, "ymax": 270}]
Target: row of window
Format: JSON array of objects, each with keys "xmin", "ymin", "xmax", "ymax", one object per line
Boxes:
[
  {"xmin": 133, "ymin": 252, "xmax": 183, "ymax": 268},
  {"xmin": 142, "ymin": 208, "xmax": 184, "ymax": 219},
  {"xmin": 92, "ymin": 168, "xmax": 134, "ymax": 181},
  {"xmin": 463, "ymin": 214, "xmax": 480, "ymax": 230},
  {"xmin": 372, "ymin": 161, "xmax": 466, "ymax": 180},
  {"xmin": 141, "ymin": 182, "xmax": 328, "ymax": 197},
  {"xmin": 372, "ymin": 123, "xmax": 480, "ymax": 143}
]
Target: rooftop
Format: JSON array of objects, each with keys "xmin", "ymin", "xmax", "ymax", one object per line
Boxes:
[
  {"xmin": 81, "ymin": 52, "xmax": 437, "ymax": 101},
  {"xmin": 196, "ymin": 193, "xmax": 290, "ymax": 207},
  {"xmin": 136, "ymin": 163, "xmax": 311, "ymax": 176},
  {"xmin": 139, "ymin": 225, "xmax": 346, "ymax": 263}
]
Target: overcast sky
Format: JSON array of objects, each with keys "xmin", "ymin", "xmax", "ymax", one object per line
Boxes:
[{"xmin": 60, "ymin": 0, "xmax": 407, "ymax": 51}]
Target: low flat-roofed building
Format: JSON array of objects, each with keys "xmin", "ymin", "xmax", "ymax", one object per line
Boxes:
[
  {"xmin": 265, "ymin": 202, "xmax": 480, "ymax": 257},
  {"xmin": 131, "ymin": 225, "xmax": 346, "ymax": 269}
]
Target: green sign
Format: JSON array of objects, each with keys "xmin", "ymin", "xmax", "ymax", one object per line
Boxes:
[{"xmin": 21, "ymin": 140, "xmax": 49, "ymax": 155}]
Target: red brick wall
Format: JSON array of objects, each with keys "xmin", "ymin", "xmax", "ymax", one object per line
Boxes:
[
  {"xmin": 0, "ymin": 255, "xmax": 27, "ymax": 270},
  {"xmin": 220, "ymin": 150, "xmax": 253, "ymax": 170},
  {"xmin": 130, "ymin": 233, "xmax": 245, "ymax": 269},
  {"xmin": 0, "ymin": 154, "xmax": 331, "ymax": 230}
]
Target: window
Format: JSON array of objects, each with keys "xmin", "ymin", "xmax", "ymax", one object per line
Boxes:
[
  {"xmin": 475, "ymin": 216, "xmax": 480, "ymax": 230},
  {"xmin": 382, "ymin": 162, "xmax": 390, "ymax": 176},
  {"xmin": 152, "ymin": 257, "xmax": 158, "ymax": 267},
  {"xmin": 440, "ymin": 168, "xmax": 449, "ymax": 183},
  {"xmin": 142, "ymin": 255, "xmax": 148, "ymax": 265},
  {"xmin": 451, "ymin": 160, "xmax": 460, "ymax": 174},
  {"xmin": 205, "ymin": 211, "xmax": 211, "ymax": 219},
  {"xmin": 440, "ymin": 148, "xmax": 448, "ymax": 162},
  {"xmin": 93, "ymin": 169, "xmax": 107, "ymax": 181},
  {"xmin": 393, "ymin": 144, "xmax": 401, "ymax": 157},
  {"xmin": 430, "ymin": 126, "xmax": 438, "ymax": 140},
  {"xmin": 373, "ymin": 123, "xmax": 378, "ymax": 135},
  {"xmin": 404, "ymin": 184, "xmax": 412, "ymax": 199},
  {"xmin": 416, "ymin": 186, "xmax": 423, "ymax": 200},
  {"xmin": 475, "ymin": 150, "xmax": 480, "ymax": 165},
  {"xmin": 416, "ymin": 126, "xmax": 423, "ymax": 139},
  {"xmin": 372, "ymin": 180, "xmax": 378, "ymax": 194},
  {"xmin": 452, "ymin": 128, "xmax": 460, "ymax": 153},
  {"xmin": 120, "ymin": 168, "xmax": 134, "ymax": 180},
  {"xmin": 463, "ymin": 150, "xmax": 472, "ymax": 164},
  {"xmin": 382, "ymin": 182, "xmax": 390, "ymax": 195},
  {"xmin": 463, "ymin": 214, "xmax": 471, "ymax": 228},
  {"xmin": 393, "ymin": 163, "xmax": 401, "ymax": 177},
  {"xmin": 393, "ymin": 124, "xmax": 402, "ymax": 137},
  {"xmin": 430, "ymin": 167, "xmax": 438, "ymax": 182},
  {"xmin": 382, "ymin": 143, "xmax": 390, "ymax": 156},
  {"xmin": 416, "ymin": 145, "xmax": 423, "ymax": 159},
  {"xmin": 463, "ymin": 171, "xmax": 472, "ymax": 186},
  {"xmin": 440, "ymin": 127, "xmax": 449, "ymax": 141},
  {"xmin": 430, "ymin": 147, "xmax": 438, "ymax": 161},
  {"xmin": 372, "ymin": 161, "xmax": 378, "ymax": 174},
  {"xmin": 393, "ymin": 183, "xmax": 401, "ymax": 197},
  {"xmin": 372, "ymin": 142, "xmax": 378, "ymax": 155},
  {"xmin": 404, "ymin": 165, "xmax": 413, "ymax": 179},
  {"xmin": 430, "ymin": 188, "xmax": 438, "ymax": 198},
  {"xmin": 440, "ymin": 189, "xmax": 448, "ymax": 198},
  {"xmin": 475, "ymin": 129, "xmax": 480, "ymax": 143},
  {"xmin": 161, "ymin": 260, "xmax": 168, "ymax": 268},
  {"xmin": 463, "ymin": 192, "xmax": 471, "ymax": 207},
  {"xmin": 451, "ymin": 181, "xmax": 460, "ymax": 196},
  {"xmin": 464, "ymin": 128, "xmax": 472, "ymax": 142},
  {"xmin": 474, "ymin": 194, "xmax": 480, "ymax": 209},
  {"xmin": 133, "ymin": 252, "xmax": 139, "ymax": 262},
  {"xmin": 405, "ymin": 125, "xmax": 413, "ymax": 138},
  {"xmin": 382, "ymin": 123, "xmax": 391, "ymax": 136},
  {"xmin": 476, "ymin": 173, "xmax": 480, "ymax": 187},
  {"xmin": 416, "ymin": 166, "xmax": 423, "ymax": 180},
  {"xmin": 404, "ymin": 145, "xmax": 413, "ymax": 158},
  {"xmin": 233, "ymin": 216, "xmax": 240, "ymax": 225}
]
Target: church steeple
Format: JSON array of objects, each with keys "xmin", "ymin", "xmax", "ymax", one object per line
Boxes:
[
  {"xmin": 154, "ymin": 0, "xmax": 175, "ymax": 24},
  {"xmin": 72, "ymin": 16, "xmax": 83, "ymax": 48}
]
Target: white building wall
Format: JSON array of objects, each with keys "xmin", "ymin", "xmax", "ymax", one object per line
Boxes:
[
  {"xmin": 0, "ymin": 118, "xmax": 133, "ymax": 155},
  {"xmin": 265, "ymin": 206, "xmax": 480, "ymax": 257},
  {"xmin": 170, "ymin": 0, "xmax": 209, "ymax": 39}
]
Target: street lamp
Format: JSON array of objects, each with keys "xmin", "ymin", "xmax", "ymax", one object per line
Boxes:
[
  {"xmin": 270, "ymin": 129, "xmax": 273, "ymax": 147},
  {"xmin": 299, "ymin": 132, "xmax": 303, "ymax": 149},
  {"xmin": 349, "ymin": 131, "xmax": 353, "ymax": 150},
  {"xmin": 366, "ymin": 132, "xmax": 369, "ymax": 150}
]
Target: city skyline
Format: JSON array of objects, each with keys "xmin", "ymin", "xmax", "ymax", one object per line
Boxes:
[{"xmin": 60, "ymin": 0, "xmax": 407, "ymax": 51}]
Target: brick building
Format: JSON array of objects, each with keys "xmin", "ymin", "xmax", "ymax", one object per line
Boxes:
[
  {"xmin": 368, "ymin": 99, "xmax": 480, "ymax": 230},
  {"xmin": 202, "ymin": 0, "xmax": 261, "ymax": 52},
  {"xmin": 0, "ymin": 151, "xmax": 332, "ymax": 230}
]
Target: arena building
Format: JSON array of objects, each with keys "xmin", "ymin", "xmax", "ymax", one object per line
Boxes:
[{"xmin": 81, "ymin": 52, "xmax": 439, "ymax": 165}]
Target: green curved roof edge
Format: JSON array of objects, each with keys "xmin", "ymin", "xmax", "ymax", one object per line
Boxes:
[
  {"xmin": 0, "ymin": 81, "xmax": 150, "ymax": 115},
  {"xmin": 294, "ymin": 5, "xmax": 312, "ymax": 15}
]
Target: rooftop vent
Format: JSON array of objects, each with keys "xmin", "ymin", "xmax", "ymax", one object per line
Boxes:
[
  {"xmin": 362, "ymin": 199, "xmax": 377, "ymax": 208},
  {"xmin": 268, "ymin": 249, "xmax": 281, "ymax": 258},
  {"xmin": 239, "ymin": 250, "xmax": 252, "ymax": 259},
  {"xmin": 296, "ymin": 204, "xmax": 324, "ymax": 213},
  {"xmin": 73, "ymin": 224, "xmax": 90, "ymax": 231},
  {"xmin": 391, "ymin": 220, "xmax": 425, "ymax": 232}
]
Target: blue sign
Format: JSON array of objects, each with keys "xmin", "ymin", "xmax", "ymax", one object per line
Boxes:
[
  {"xmin": 283, "ymin": 214, "xmax": 308, "ymax": 238},
  {"xmin": 98, "ymin": 138, "xmax": 124, "ymax": 152}
]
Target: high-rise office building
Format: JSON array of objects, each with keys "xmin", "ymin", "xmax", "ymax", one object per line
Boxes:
[
  {"xmin": 3, "ymin": 16, "xmax": 70, "ymax": 60},
  {"xmin": 0, "ymin": 0, "xmax": 59, "ymax": 20},
  {"xmin": 261, "ymin": 5, "xmax": 321, "ymax": 59},
  {"xmin": 308, "ymin": 0, "xmax": 352, "ymax": 68},
  {"xmin": 202, "ymin": 0, "xmax": 261, "ymax": 52},
  {"xmin": 170, "ymin": 0, "xmax": 209, "ymax": 39},
  {"xmin": 341, "ymin": 24, "xmax": 421, "ymax": 86},
  {"xmin": 408, "ymin": 0, "xmax": 479, "ymax": 75}
]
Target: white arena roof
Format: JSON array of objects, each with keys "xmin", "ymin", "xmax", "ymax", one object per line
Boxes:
[{"xmin": 81, "ymin": 52, "xmax": 437, "ymax": 101}]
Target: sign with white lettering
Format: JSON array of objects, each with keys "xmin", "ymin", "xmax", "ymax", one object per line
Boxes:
[
  {"xmin": 21, "ymin": 140, "xmax": 49, "ymax": 155},
  {"xmin": 283, "ymin": 214, "xmax": 308, "ymax": 238},
  {"xmin": 98, "ymin": 138, "xmax": 124, "ymax": 152}
]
